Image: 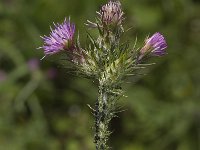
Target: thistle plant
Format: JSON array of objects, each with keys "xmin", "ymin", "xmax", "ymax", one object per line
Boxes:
[{"xmin": 38, "ymin": 1, "xmax": 167, "ymax": 149}]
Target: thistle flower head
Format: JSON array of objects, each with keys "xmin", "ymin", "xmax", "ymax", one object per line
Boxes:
[
  {"xmin": 140, "ymin": 32, "xmax": 167, "ymax": 57},
  {"xmin": 40, "ymin": 18, "xmax": 75, "ymax": 57},
  {"xmin": 98, "ymin": 1, "xmax": 124, "ymax": 27}
]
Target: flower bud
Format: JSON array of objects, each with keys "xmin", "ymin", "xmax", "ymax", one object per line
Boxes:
[{"xmin": 98, "ymin": 1, "xmax": 124, "ymax": 27}]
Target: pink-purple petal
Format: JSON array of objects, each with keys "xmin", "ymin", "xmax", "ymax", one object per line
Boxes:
[
  {"xmin": 40, "ymin": 18, "xmax": 75, "ymax": 56},
  {"xmin": 147, "ymin": 32, "xmax": 167, "ymax": 56}
]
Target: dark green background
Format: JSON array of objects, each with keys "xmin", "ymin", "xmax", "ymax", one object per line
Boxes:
[{"xmin": 0, "ymin": 0, "xmax": 200, "ymax": 150}]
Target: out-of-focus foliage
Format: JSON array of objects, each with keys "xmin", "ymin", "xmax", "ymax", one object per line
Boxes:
[{"xmin": 0, "ymin": 0, "xmax": 200, "ymax": 150}]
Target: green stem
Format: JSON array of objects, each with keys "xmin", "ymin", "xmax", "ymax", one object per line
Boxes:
[
  {"xmin": 94, "ymin": 82, "xmax": 121, "ymax": 150},
  {"xmin": 94, "ymin": 84, "xmax": 111, "ymax": 150}
]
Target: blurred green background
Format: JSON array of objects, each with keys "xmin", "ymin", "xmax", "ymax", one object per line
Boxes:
[{"xmin": 0, "ymin": 0, "xmax": 200, "ymax": 150}]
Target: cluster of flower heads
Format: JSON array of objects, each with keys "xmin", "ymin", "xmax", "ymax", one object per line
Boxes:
[
  {"xmin": 39, "ymin": 0, "xmax": 167, "ymax": 64},
  {"xmin": 38, "ymin": 2, "xmax": 168, "ymax": 149}
]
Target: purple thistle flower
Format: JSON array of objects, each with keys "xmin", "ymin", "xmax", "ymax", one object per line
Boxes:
[
  {"xmin": 39, "ymin": 18, "xmax": 75, "ymax": 59},
  {"xmin": 140, "ymin": 32, "xmax": 167, "ymax": 57}
]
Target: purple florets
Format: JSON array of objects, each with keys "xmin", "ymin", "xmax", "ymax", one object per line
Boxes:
[
  {"xmin": 40, "ymin": 18, "xmax": 75, "ymax": 58},
  {"xmin": 141, "ymin": 32, "xmax": 167, "ymax": 56}
]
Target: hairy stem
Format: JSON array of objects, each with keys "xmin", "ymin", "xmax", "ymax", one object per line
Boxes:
[
  {"xmin": 94, "ymin": 82, "xmax": 120, "ymax": 150},
  {"xmin": 94, "ymin": 84, "xmax": 111, "ymax": 150}
]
